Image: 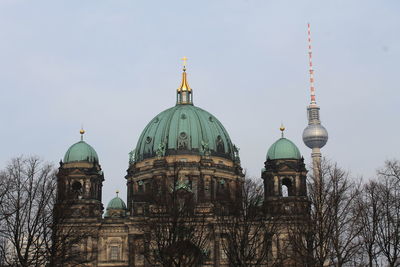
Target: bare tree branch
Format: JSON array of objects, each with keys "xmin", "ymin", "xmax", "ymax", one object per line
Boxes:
[
  {"xmin": 141, "ymin": 165, "xmax": 210, "ymax": 267},
  {"xmin": 0, "ymin": 156, "xmax": 95, "ymax": 267},
  {"xmin": 216, "ymin": 179, "xmax": 280, "ymax": 267}
]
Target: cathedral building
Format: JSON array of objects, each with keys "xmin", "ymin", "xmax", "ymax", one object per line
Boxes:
[{"xmin": 55, "ymin": 63, "xmax": 310, "ymax": 267}]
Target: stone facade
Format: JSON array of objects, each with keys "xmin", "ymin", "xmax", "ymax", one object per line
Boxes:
[
  {"xmin": 54, "ymin": 68, "xmax": 310, "ymax": 266},
  {"xmin": 55, "ymin": 151, "xmax": 309, "ymax": 266}
]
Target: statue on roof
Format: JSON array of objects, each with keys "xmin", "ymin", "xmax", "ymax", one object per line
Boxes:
[
  {"xmin": 156, "ymin": 142, "xmax": 166, "ymax": 158},
  {"xmin": 128, "ymin": 149, "xmax": 136, "ymax": 164},
  {"xmin": 201, "ymin": 140, "xmax": 210, "ymax": 157}
]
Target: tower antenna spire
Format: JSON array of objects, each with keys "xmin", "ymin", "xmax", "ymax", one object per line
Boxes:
[
  {"xmin": 302, "ymin": 23, "xmax": 328, "ymax": 181},
  {"xmin": 308, "ymin": 23, "xmax": 316, "ymax": 105}
]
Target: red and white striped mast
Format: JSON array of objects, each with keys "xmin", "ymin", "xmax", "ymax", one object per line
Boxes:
[
  {"xmin": 308, "ymin": 23, "xmax": 316, "ymax": 105},
  {"xmin": 302, "ymin": 23, "xmax": 329, "ymax": 179}
]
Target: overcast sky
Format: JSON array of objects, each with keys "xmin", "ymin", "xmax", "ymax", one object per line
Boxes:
[{"xmin": 0, "ymin": 0, "xmax": 399, "ymax": 206}]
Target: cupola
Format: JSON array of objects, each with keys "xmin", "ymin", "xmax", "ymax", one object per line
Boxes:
[
  {"xmin": 267, "ymin": 126, "xmax": 301, "ymax": 160},
  {"xmin": 63, "ymin": 129, "xmax": 99, "ymax": 163},
  {"xmin": 104, "ymin": 191, "xmax": 127, "ymax": 218}
]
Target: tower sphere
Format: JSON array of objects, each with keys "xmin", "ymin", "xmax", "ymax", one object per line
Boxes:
[{"xmin": 302, "ymin": 124, "xmax": 328, "ymax": 149}]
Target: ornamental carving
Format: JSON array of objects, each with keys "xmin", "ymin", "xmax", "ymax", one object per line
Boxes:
[
  {"xmin": 233, "ymin": 144, "xmax": 240, "ymax": 162},
  {"xmin": 201, "ymin": 140, "xmax": 210, "ymax": 157},
  {"xmin": 178, "ymin": 132, "xmax": 188, "ymax": 150},
  {"xmin": 216, "ymin": 135, "xmax": 224, "ymax": 153},
  {"xmin": 156, "ymin": 142, "xmax": 166, "ymax": 158},
  {"xmin": 129, "ymin": 149, "xmax": 136, "ymax": 164}
]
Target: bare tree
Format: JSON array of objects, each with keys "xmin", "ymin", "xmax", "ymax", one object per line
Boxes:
[
  {"xmin": 47, "ymin": 201, "xmax": 97, "ymax": 267},
  {"xmin": 0, "ymin": 156, "xmax": 93, "ymax": 267},
  {"xmin": 0, "ymin": 156, "xmax": 55, "ymax": 267},
  {"xmin": 0, "ymin": 171, "xmax": 11, "ymax": 221},
  {"xmin": 375, "ymin": 160, "xmax": 400, "ymax": 267},
  {"xmin": 355, "ymin": 180, "xmax": 382, "ymax": 267},
  {"xmin": 0, "ymin": 171, "xmax": 8, "ymax": 266},
  {"xmin": 216, "ymin": 179, "xmax": 279, "ymax": 267},
  {"xmin": 288, "ymin": 160, "xmax": 331, "ymax": 267},
  {"xmin": 378, "ymin": 160, "xmax": 400, "ymax": 183},
  {"xmin": 327, "ymin": 164, "xmax": 362, "ymax": 266},
  {"xmin": 141, "ymin": 166, "xmax": 210, "ymax": 267},
  {"xmin": 289, "ymin": 159, "xmax": 361, "ymax": 267}
]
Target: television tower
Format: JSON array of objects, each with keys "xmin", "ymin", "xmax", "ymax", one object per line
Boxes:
[{"xmin": 302, "ymin": 23, "xmax": 328, "ymax": 177}]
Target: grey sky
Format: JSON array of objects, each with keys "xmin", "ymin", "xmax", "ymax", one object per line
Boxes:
[{"xmin": 1, "ymin": 0, "xmax": 399, "ymax": 205}]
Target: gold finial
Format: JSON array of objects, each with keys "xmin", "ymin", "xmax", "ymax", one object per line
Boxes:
[
  {"xmin": 80, "ymin": 127, "xmax": 85, "ymax": 141},
  {"xmin": 182, "ymin": 56, "xmax": 188, "ymax": 70},
  {"xmin": 116, "ymin": 190, "xmax": 119, "ymax": 197},
  {"xmin": 178, "ymin": 57, "xmax": 191, "ymax": 92},
  {"xmin": 280, "ymin": 124, "xmax": 285, "ymax": 138}
]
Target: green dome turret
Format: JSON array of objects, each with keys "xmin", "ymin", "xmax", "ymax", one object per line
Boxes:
[
  {"xmin": 106, "ymin": 196, "xmax": 127, "ymax": 210},
  {"xmin": 267, "ymin": 127, "xmax": 301, "ymax": 160},
  {"xmin": 105, "ymin": 191, "xmax": 127, "ymax": 218},
  {"xmin": 132, "ymin": 63, "xmax": 237, "ymax": 162},
  {"xmin": 63, "ymin": 129, "xmax": 99, "ymax": 163}
]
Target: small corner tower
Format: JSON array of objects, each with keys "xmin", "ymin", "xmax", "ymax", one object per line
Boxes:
[
  {"xmin": 262, "ymin": 126, "xmax": 308, "ymax": 216},
  {"xmin": 56, "ymin": 129, "xmax": 104, "ymax": 220},
  {"xmin": 104, "ymin": 190, "xmax": 127, "ymax": 218},
  {"xmin": 302, "ymin": 23, "xmax": 328, "ymax": 177}
]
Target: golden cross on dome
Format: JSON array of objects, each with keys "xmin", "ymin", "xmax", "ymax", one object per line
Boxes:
[{"xmin": 181, "ymin": 56, "xmax": 188, "ymax": 69}]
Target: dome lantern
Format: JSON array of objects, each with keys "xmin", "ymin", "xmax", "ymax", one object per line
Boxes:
[{"xmin": 176, "ymin": 57, "xmax": 193, "ymax": 105}]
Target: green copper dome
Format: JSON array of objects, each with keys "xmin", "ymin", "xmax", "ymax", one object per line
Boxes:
[
  {"xmin": 104, "ymin": 196, "xmax": 127, "ymax": 217},
  {"xmin": 134, "ymin": 104, "xmax": 235, "ymax": 161},
  {"xmin": 63, "ymin": 141, "xmax": 99, "ymax": 163},
  {"xmin": 106, "ymin": 196, "xmax": 127, "ymax": 210},
  {"xmin": 267, "ymin": 138, "xmax": 301, "ymax": 160}
]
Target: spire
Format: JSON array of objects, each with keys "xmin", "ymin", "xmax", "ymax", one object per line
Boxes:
[
  {"xmin": 305, "ymin": 23, "xmax": 322, "ymax": 125},
  {"xmin": 302, "ymin": 23, "xmax": 329, "ymax": 181},
  {"xmin": 116, "ymin": 190, "xmax": 119, "ymax": 197},
  {"xmin": 176, "ymin": 57, "xmax": 193, "ymax": 105},
  {"xmin": 280, "ymin": 124, "xmax": 285, "ymax": 138},
  {"xmin": 308, "ymin": 23, "xmax": 316, "ymax": 105},
  {"xmin": 80, "ymin": 127, "xmax": 85, "ymax": 141}
]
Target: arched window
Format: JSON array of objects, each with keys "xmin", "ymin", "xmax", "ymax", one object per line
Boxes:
[
  {"xmin": 282, "ymin": 184, "xmax": 289, "ymax": 197},
  {"xmin": 281, "ymin": 177, "xmax": 293, "ymax": 197},
  {"xmin": 71, "ymin": 181, "xmax": 83, "ymax": 199}
]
